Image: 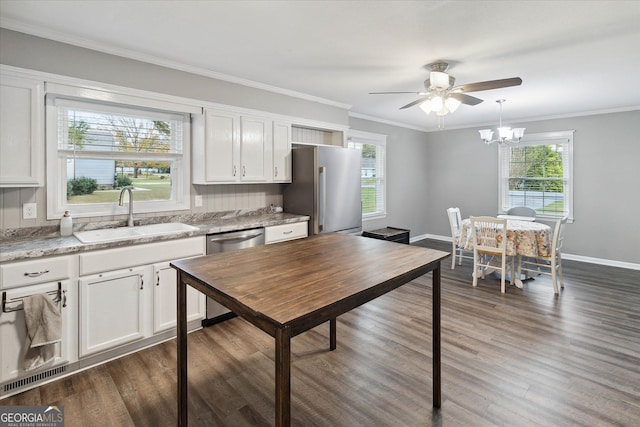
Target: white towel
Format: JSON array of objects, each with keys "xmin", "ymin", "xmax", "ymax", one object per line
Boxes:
[{"xmin": 22, "ymin": 293, "xmax": 62, "ymax": 371}]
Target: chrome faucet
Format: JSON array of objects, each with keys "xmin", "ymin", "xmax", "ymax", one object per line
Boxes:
[{"xmin": 118, "ymin": 187, "xmax": 135, "ymax": 227}]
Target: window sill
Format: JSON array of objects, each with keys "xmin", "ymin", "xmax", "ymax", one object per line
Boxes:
[{"xmin": 363, "ymin": 213, "xmax": 387, "ymax": 221}]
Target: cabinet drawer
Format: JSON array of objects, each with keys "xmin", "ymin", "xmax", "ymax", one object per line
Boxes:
[
  {"xmin": 1, "ymin": 256, "xmax": 73, "ymax": 289},
  {"xmin": 79, "ymin": 237, "xmax": 204, "ymax": 276},
  {"xmin": 265, "ymin": 222, "xmax": 308, "ymax": 244}
]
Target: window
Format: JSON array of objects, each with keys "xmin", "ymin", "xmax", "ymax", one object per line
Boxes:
[
  {"xmin": 498, "ymin": 130, "xmax": 574, "ymax": 220},
  {"xmin": 46, "ymin": 83, "xmax": 196, "ymax": 219},
  {"xmin": 348, "ymin": 130, "xmax": 386, "ymax": 219}
]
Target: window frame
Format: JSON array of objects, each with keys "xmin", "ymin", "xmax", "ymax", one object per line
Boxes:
[
  {"xmin": 45, "ymin": 82, "xmax": 197, "ymax": 220},
  {"xmin": 347, "ymin": 129, "xmax": 387, "ymax": 221},
  {"xmin": 498, "ymin": 130, "xmax": 574, "ymax": 222}
]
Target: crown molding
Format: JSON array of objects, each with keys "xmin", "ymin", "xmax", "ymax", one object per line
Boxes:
[
  {"xmin": 348, "ymin": 112, "xmax": 429, "ymax": 132},
  {"xmin": 0, "ymin": 20, "xmax": 351, "ymax": 110}
]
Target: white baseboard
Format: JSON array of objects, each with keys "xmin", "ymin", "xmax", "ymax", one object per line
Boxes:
[
  {"xmin": 415, "ymin": 234, "xmax": 640, "ymax": 271},
  {"xmin": 560, "ymin": 253, "xmax": 640, "ymax": 271}
]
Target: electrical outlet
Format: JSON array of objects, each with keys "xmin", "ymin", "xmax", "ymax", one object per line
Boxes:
[
  {"xmin": 194, "ymin": 195, "xmax": 203, "ymax": 207},
  {"xmin": 23, "ymin": 202, "xmax": 37, "ymax": 219}
]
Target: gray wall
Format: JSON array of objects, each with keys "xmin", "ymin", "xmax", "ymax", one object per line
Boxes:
[
  {"xmin": 0, "ymin": 28, "xmax": 348, "ymax": 230},
  {"xmin": 348, "ymin": 117, "xmax": 430, "ymax": 239},
  {"xmin": 425, "ymin": 111, "xmax": 640, "ymax": 264},
  {"xmin": 0, "ymin": 29, "xmax": 348, "ymax": 125}
]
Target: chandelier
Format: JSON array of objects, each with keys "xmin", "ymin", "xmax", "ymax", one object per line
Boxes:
[{"xmin": 478, "ymin": 99, "xmax": 525, "ymax": 144}]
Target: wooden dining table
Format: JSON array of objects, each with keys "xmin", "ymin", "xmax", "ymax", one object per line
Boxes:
[
  {"xmin": 459, "ymin": 218, "xmax": 552, "ymax": 288},
  {"xmin": 171, "ymin": 232, "xmax": 449, "ymax": 426}
]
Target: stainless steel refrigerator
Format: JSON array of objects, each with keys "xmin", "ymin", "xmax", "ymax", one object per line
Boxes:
[{"xmin": 283, "ymin": 145, "xmax": 362, "ymax": 235}]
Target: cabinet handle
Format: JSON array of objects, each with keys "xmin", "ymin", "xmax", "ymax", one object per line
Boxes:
[
  {"xmin": 156, "ymin": 271, "xmax": 160, "ymax": 286},
  {"xmin": 233, "ymin": 165, "xmax": 237, "ymax": 176},
  {"xmin": 242, "ymin": 166, "xmax": 246, "ymax": 177},
  {"xmin": 274, "ymin": 166, "xmax": 278, "ymax": 177},
  {"xmin": 24, "ymin": 270, "xmax": 50, "ymax": 277},
  {"xmin": 62, "ymin": 290, "xmax": 67, "ymax": 308},
  {"xmin": 283, "ymin": 230, "xmax": 293, "ymax": 235},
  {"xmin": 140, "ymin": 275, "xmax": 144, "ymax": 290}
]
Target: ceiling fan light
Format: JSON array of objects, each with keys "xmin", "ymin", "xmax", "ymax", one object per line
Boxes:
[
  {"xmin": 430, "ymin": 71, "xmax": 449, "ymax": 90},
  {"xmin": 419, "ymin": 99, "xmax": 433, "ymax": 114},
  {"xmin": 430, "ymin": 95, "xmax": 443, "ymax": 112},
  {"xmin": 479, "ymin": 129, "xmax": 493, "ymax": 141},
  {"xmin": 445, "ymin": 97, "xmax": 461, "ymax": 113},
  {"xmin": 512, "ymin": 128, "xmax": 526, "ymax": 139},
  {"xmin": 436, "ymin": 106, "xmax": 449, "ymax": 116}
]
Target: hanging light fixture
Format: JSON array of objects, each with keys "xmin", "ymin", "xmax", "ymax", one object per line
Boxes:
[
  {"xmin": 478, "ymin": 99, "xmax": 525, "ymax": 144},
  {"xmin": 418, "ymin": 68, "xmax": 461, "ymax": 118}
]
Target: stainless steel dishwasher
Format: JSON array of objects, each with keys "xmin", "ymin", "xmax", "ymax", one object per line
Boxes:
[{"xmin": 203, "ymin": 227, "xmax": 265, "ymax": 326}]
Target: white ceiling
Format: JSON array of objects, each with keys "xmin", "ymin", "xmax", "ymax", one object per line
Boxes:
[{"xmin": 1, "ymin": 0, "xmax": 639, "ymax": 131}]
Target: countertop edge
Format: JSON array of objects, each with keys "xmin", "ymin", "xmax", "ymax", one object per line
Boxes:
[{"xmin": 0, "ymin": 213, "xmax": 310, "ymax": 263}]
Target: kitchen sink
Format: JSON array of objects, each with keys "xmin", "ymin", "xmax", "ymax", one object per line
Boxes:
[{"xmin": 73, "ymin": 222, "xmax": 199, "ymax": 244}]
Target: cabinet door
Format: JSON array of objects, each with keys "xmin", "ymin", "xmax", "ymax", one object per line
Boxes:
[
  {"xmin": 240, "ymin": 115, "xmax": 270, "ymax": 182},
  {"xmin": 203, "ymin": 109, "xmax": 240, "ymax": 182},
  {"xmin": 0, "ymin": 72, "xmax": 44, "ymax": 187},
  {"xmin": 0, "ymin": 281, "xmax": 71, "ymax": 383},
  {"xmin": 153, "ymin": 261, "xmax": 206, "ymax": 334},
  {"xmin": 79, "ymin": 267, "xmax": 148, "ymax": 357},
  {"xmin": 272, "ymin": 121, "xmax": 292, "ymax": 182}
]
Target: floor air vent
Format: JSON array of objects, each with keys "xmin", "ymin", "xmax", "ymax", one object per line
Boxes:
[{"xmin": 3, "ymin": 365, "xmax": 68, "ymax": 393}]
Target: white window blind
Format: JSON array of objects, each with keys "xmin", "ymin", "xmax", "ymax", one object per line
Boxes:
[
  {"xmin": 498, "ymin": 130, "xmax": 574, "ymax": 220},
  {"xmin": 46, "ymin": 89, "xmax": 192, "ymax": 219}
]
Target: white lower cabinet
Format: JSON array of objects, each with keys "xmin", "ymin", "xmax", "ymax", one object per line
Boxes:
[
  {"xmin": 153, "ymin": 261, "xmax": 206, "ymax": 334},
  {"xmin": 79, "ymin": 266, "xmax": 150, "ymax": 358},
  {"xmin": 0, "ymin": 280, "xmax": 72, "ymax": 385},
  {"xmin": 76, "ymin": 237, "xmax": 205, "ymax": 359},
  {"xmin": 265, "ymin": 222, "xmax": 308, "ymax": 244}
]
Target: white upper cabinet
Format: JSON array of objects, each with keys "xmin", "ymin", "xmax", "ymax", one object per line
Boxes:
[
  {"xmin": 192, "ymin": 108, "xmax": 240, "ymax": 183},
  {"xmin": 272, "ymin": 121, "xmax": 292, "ymax": 182},
  {"xmin": 240, "ymin": 114, "xmax": 271, "ymax": 182},
  {"xmin": 192, "ymin": 108, "xmax": 291, "ymax": 184},
  {"xmin": 0, "ymin": 70, "xmax": 44, "ymax": 187}
]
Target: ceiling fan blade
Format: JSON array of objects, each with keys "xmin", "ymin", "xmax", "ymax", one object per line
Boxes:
[
  {"xmin": 400, "ymin": 96, "xmax": 429, "ymax": 110},
  {"xmin": 448, "ymin": 92, "xmax": 483, "ymax": 106},
  {"xmin": 454, "ymin": 77, "xmax": 522, "ymax": 93},
  {"xmin": 369, "ymin": 91, "xmax": 425, "ymax": 95}
]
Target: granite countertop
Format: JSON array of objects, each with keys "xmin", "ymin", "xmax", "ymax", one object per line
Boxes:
[{"xmin": 0, "ymin": 212, "xmax": 309, "ymax": 263}]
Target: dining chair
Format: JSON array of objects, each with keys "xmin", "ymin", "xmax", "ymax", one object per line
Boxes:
[
  {"xmin": 446, "ymin": 207, "xmax": 473, "ymax": 269},
  {"xmin": 516, "ymin": 216, "xmax": 568, "ymax": 294},
  {"xmin": 506, "ymin": 206, "xmax": 537, "ymax": 218},
  {"xmin": 470, "ymin": 216, "xmax": 509, "ymax": 293}
]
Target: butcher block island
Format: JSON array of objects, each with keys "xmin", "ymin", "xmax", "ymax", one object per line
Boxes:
[{"xmin": 172, "ymin": 232, "xmax": 449, "ymax": 427}]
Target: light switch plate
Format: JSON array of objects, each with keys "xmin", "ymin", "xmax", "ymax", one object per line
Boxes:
[
  {"xmin": 23, "ymin": 202, "xmax": 37, "ymax": 219},
  {"xmin": 194, "ymin": 195, "xmax": 203, "ymax": 207}
]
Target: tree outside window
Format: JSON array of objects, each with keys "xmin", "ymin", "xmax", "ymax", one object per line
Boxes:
[{"xmin": 499, "ymin": 131, "xmax": 574, "ymax": 219}]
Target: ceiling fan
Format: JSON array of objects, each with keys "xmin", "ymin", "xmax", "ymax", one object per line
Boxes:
[{"xmin": 370, "ymin": 62, "xmax": 522, "ymax": 115}]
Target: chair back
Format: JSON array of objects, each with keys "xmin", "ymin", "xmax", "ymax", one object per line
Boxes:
[
  {"xmin": 470, "ymin": 216, "xmax": 507, "ymax": 255},
  {"xmin": 552, "ymin": 216, "xmax": 568, "ymax": 255},
  {"xmin": 446, "ymin": 207, "xmax": 462, "ymax": 241},
  {"xmin": 506, "ymin": 206, "xmax": 536, "ymax": 218}
]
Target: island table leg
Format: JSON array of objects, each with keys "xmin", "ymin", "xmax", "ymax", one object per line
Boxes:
[
  {"xmin": 433, "ymin": 264, "xmax": 441, "ymax": 408},
  {"xmin": 329, "ymin": 318, "xmax": 337, "ymax": 350},
  {"xmin": 177, "ymin": 272, "xmax": 188, "ymax": 426},
  {"xmin": 275, "ymin": 326, "xmax": 292, "ymax": 427}
]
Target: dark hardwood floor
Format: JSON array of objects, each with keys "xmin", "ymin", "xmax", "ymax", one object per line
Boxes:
[{"xmin": 2, "ymin": 239, "xmax": 639, "ymax": 426}]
